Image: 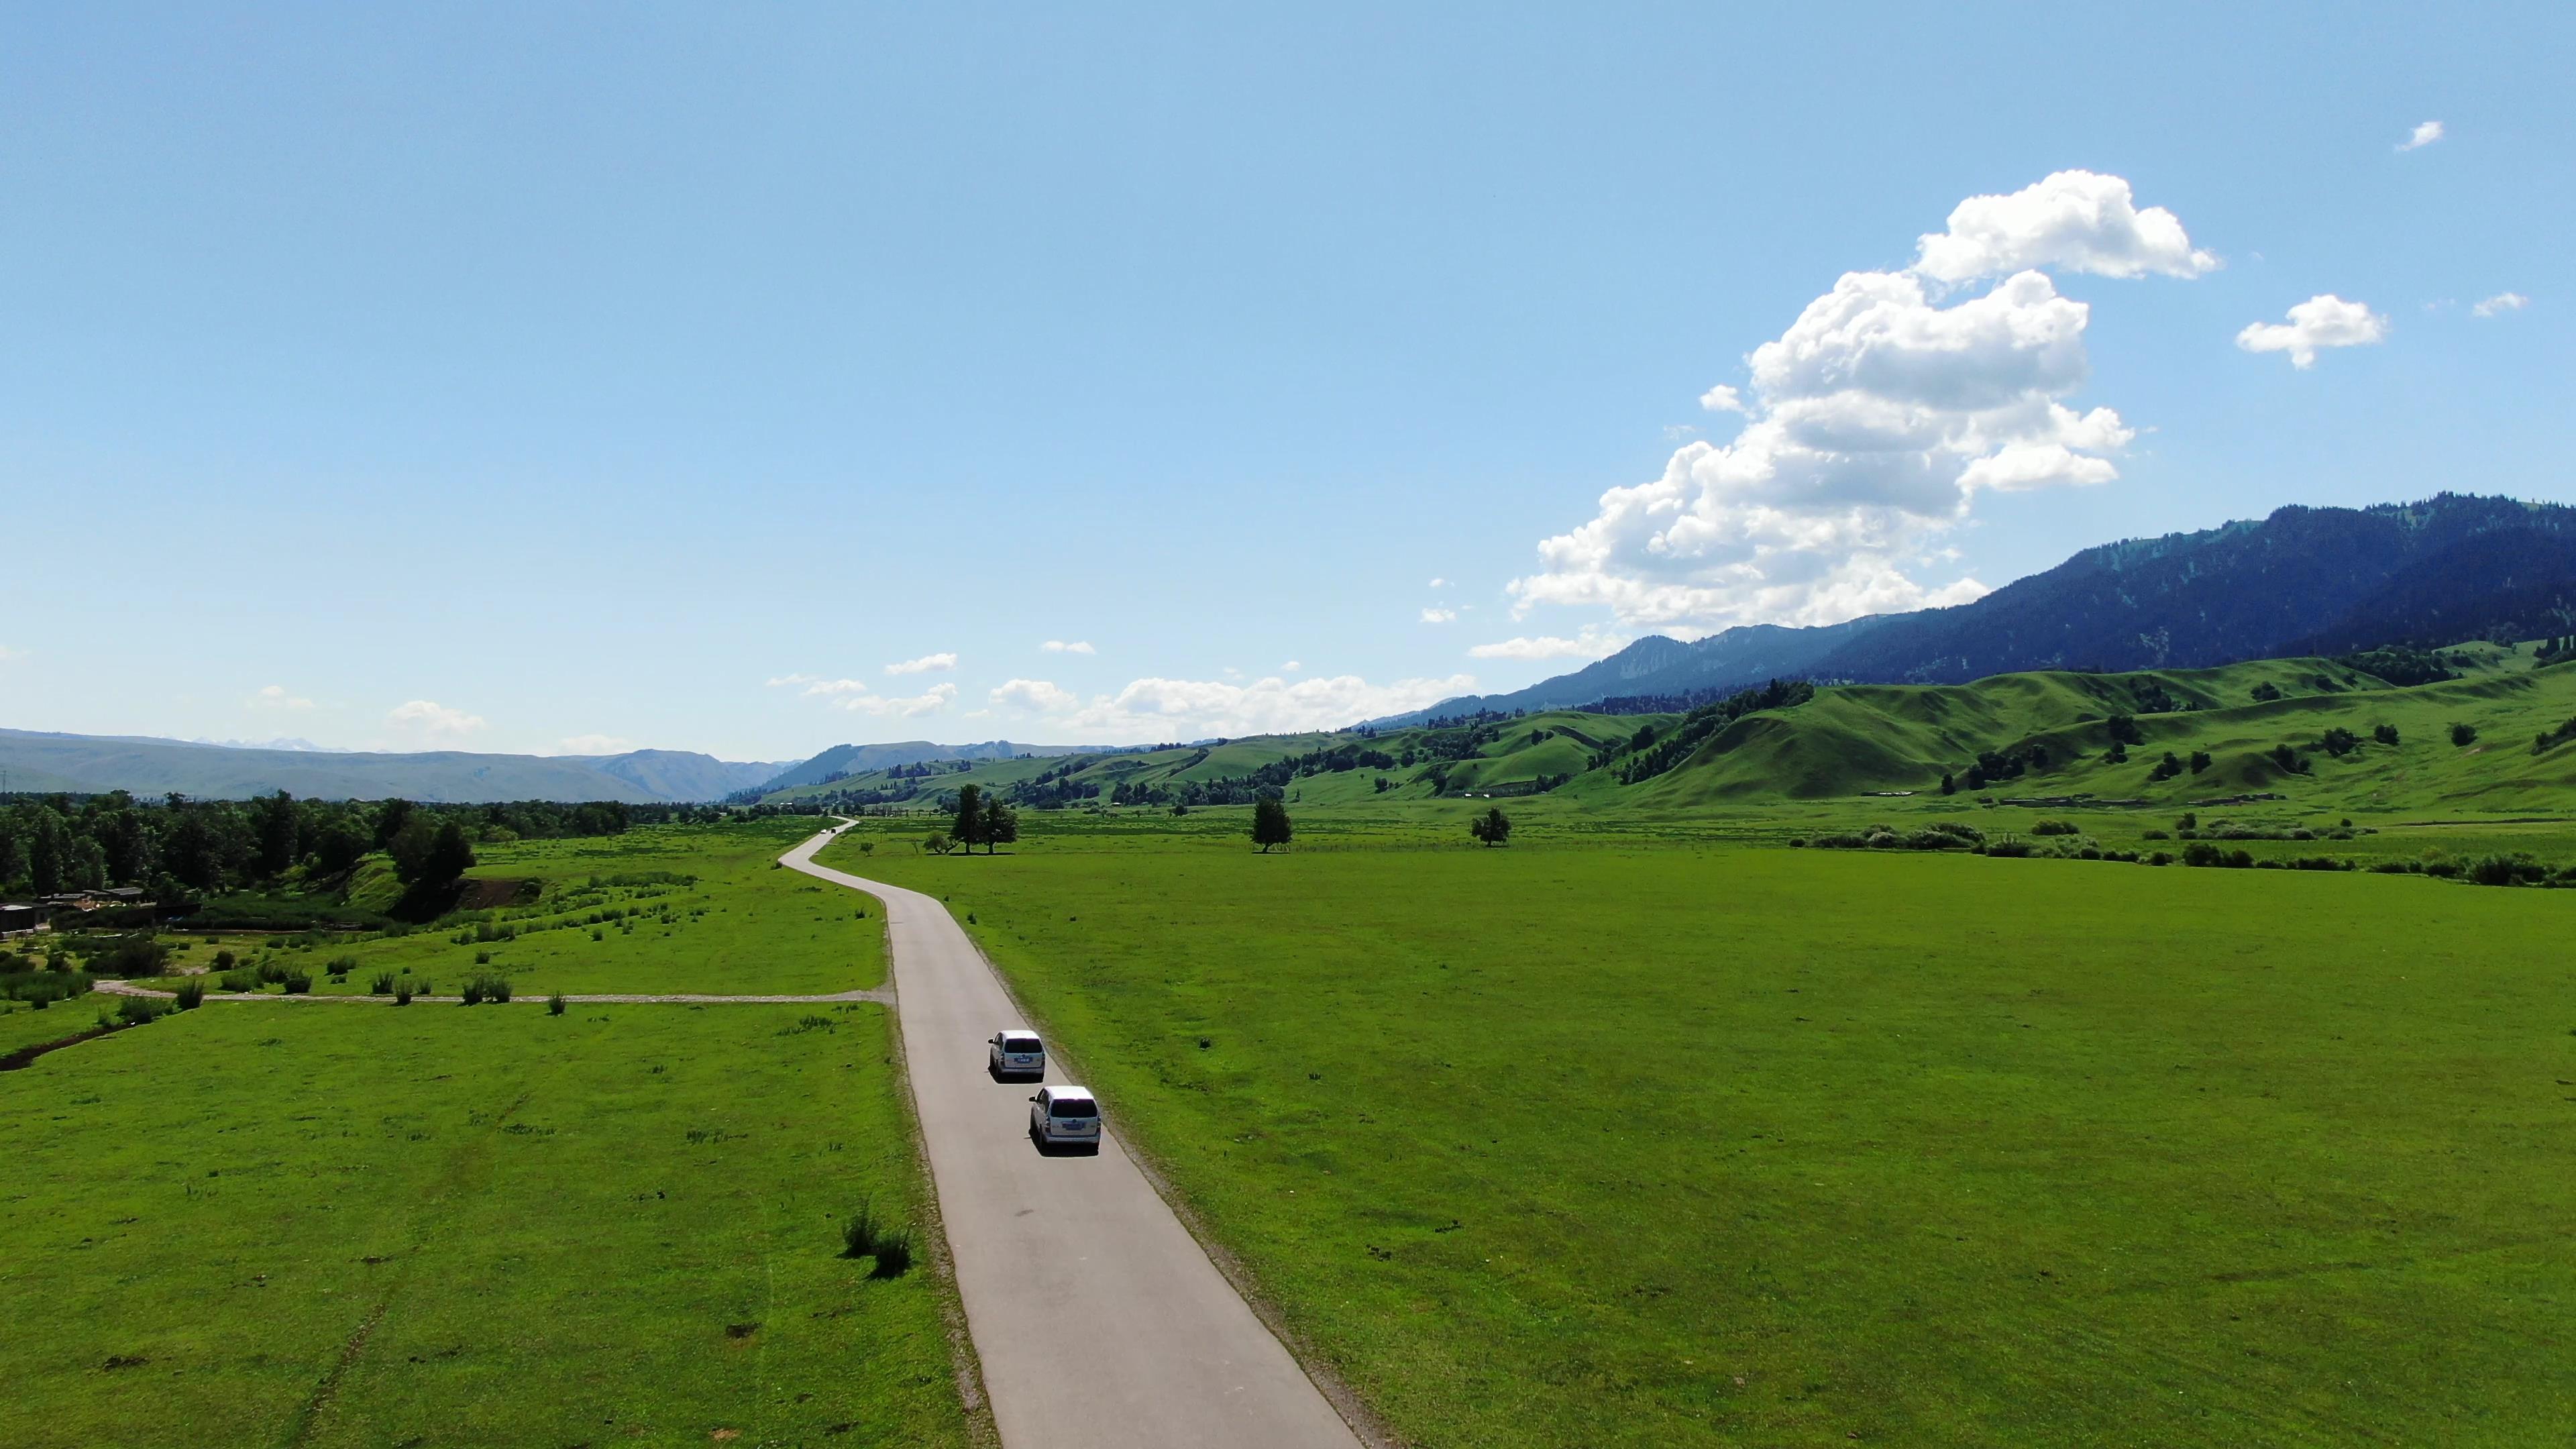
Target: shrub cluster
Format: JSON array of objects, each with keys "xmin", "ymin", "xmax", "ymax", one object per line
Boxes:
[
  {"xmin": 839, "ymin": 1195, "xmax": 916, "ymax": 1279},
  {"xmin": 1807, "ymin": 821, "xmax": 1986, "ymax": 852},
  {"xmin": 458, "ymin": 973, "xmax": 515, "ymax": 1006}
]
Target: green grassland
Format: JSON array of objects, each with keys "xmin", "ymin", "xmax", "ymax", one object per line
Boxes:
[
  {"xmin": 818, "ymin": 817, "xmax": 2576, "ymax": 1448},
  {"xmin": 1, "ymin": 822, "xmax": 973, "ymax": 1449},
  {"xmin": 131, "ymin": 818, "xmax": 884, "ymax": 1000}
]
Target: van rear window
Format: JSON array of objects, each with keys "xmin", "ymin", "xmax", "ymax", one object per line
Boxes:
[
  {"xmin": 1003, "ymin": 1038, "xmax": 1041, "ymax": 1053},
  {"xmin": 1049, "ymin": 1099, "xmax": 1095, "ymax": 1119}
]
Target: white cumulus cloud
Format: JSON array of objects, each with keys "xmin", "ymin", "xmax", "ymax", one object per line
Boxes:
[
  {"xmin": 1421, "ymin": 607, "xmax": 1457, "ymax": 624},
  {"xmin": 1053, "ymin": 673, "xmax": 1476, "ymax": 740},
  {"xmin": 991, "ymin": 678, "xmax": 1079, "ymax": 712},
  {"xmin": 387, "ymin": 700, "xmax": 488, "ymax": 738},
  {"xmin": 1699, "ymin": 383, "xmax": 1748, "ymax": 413},
  {"xmin": 1506, "ymin": 174, "xmax": 2206, "ymax": 634},
  {"xmin": 1913, "ymin": 170, "xmax": 2217, "ymax": 284},
  {"xmin": 1427, "ymin": 578, "xmax": 1449, "ymax": 590},
  {"xmin": 1467, "ymin": 627, "xmax": 1629, "ymax": 662},
  {"xmin": 885, "ymin": 653, "xmax": 958, "ymax": 676},
  {"xmin": 2397, "ymin": 119, "xmax": 2445, "ymax": 152},
  {"xmin": 253, "ymin": 684, "xmax": 315, "ymax": 710},
  {"xmin": 2235, "ymin": 294, "xmax": 2389, "ymax": 368},
  {"xmin": 2473, "ymin": 291, "xmax": 2528, "ymax": 318},
  {"xmin": 1281, "ymin": 661, "xmax": 1302, "ymax": 672},
  {"xmin": 839, "ymin": 683, "xmax": 956, "ymax": 718},
  {"xmin": 1040, "ymin": 640, "xmax": 1096, "ymax": 654}
]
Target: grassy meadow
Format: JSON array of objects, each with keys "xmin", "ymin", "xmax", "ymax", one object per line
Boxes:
[
  {"xmin": 0, "ymin": 821, "xmax": 973, "ymax": 1449},
  {"xmin": 820, "ymin": 814, "xmax": 2576, "ymax": 1447},
  {"xmin": 122, "ymin": 818, "xmax": 884, "ymax": 1000}
]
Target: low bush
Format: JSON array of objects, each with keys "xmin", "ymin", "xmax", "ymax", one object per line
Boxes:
[
  {"xmin": 325, "ymin": 955, "xmax": 358, "ymax": 978},
  {"xmin": 394, "ymin": 981, "xmax": 416, "ymax": 1005},
  {"xmin": 474, "ymin": 950, "xmax": 492, "ymax": 965},
  {"xmin": 174, "ymin": 979, "xmax": 205, "ymax": 1010},
  {"xmin": 547, "ymin": 992, "xmax": 566, "ymax": 1016},
  {"xmin": 2141, "ymin": 828, "xmax": 2169, "ymax": 841},
  {"xmin": 840, "ymin": 1195, "xmax": 916, "ymax": 1279},
  {"xmin": 2030, "ymin": 819, "xmax": 2081, "ymax": 836},
  {"xmin": 370, "ymin": 973, "xmax": 396, "ymax": 995},
  {"xmin": 115, "ymin": 995, "xmax": 166, "ymax": 1025},
  {"xmin": 2467, "ymin": 853, "xmax": 2550, "ymax": 887},
  {"xmin": 1984, "ymin": 839, "xmax": 2035, "ymax": 859},
  {"xmin": 220, "ymin": 968, "xmax": 260, "ymax": 993},
  {"xmin": 2450, "ymin": 722, "xmax": 2479, "ymax": 747},
  {"xmin": 256, "ymin": 961, "xmax": 288, "ymax": 985},
  {"xmin": 280, "ymin": 969, "xmax": 313, "ymax": 995},
  {"xmin": 460, "ymin": 978, "xmax": 486, "ymax": 1005}
]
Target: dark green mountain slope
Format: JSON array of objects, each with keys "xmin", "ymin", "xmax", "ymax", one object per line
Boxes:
[{"xmin": 1413, "ymin": 495, "xmax": 2576, "ymax": 720}]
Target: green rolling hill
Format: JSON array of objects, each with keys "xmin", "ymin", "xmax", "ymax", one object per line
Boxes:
[{"xmin": 767, "ymin": 642, "xmax": 2576, "ymax": 818}]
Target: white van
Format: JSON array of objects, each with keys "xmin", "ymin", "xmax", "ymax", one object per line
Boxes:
[
  {"xmin": 988, "ymin": 1030, "xmax": 1045, "ymax": 1080},
  {"xmin": 1028, "ymin": 1085, "xmax": 1102, "ymax": 1154}
]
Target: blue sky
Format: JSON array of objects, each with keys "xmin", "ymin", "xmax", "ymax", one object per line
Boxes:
[{"xmin": 3, "ymin": 3, "xmax": 2567, "ymax": 760}]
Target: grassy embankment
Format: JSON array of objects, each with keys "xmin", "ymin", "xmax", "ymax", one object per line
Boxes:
[
  {"xmin": 820, "ymin": 816, "xmax": 2576, "ymax": 1448},
  {"xmin": 0, "ymin": 822, "xmax": 971, "ymax": 1449}
]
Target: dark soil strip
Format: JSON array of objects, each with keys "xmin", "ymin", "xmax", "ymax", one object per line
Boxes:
[
  {"xmin": 0, "ymin": 1024, "xmax": 117, "ymax": 1071},
  {"xmin": 278, "ymin": 1300, "xmax": 389, "ymax": 1449}
]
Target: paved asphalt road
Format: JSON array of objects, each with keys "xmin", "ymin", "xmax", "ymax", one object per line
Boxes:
[{"xmin": 782, "ymin": 826, "xmax": 1363, "ymax": 1449}]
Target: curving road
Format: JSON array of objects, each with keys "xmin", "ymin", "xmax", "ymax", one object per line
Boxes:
[{"xmin": 781, "ymin": 824, "xmax": 1363, "ymax": 1449}]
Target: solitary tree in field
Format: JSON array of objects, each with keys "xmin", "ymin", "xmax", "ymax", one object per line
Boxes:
[
  {"xmin": 979, "ymin": 796, "xmax": 1018, "ymax": 855},
  {"xmin": 2450, "ymin": 722, "xmax": 2479, "ymax": 747},
  {"xmin": 1468, "ymin": 807, "xmax": 1513, "ymax": 847},
  {"xmin": 421, "ymin": 822, "xmax": 476, "ymax": 889},
  {"xmin": 952, "ymin": 786, "xmax": 986, "ymax": 853},
  {"xmin": 1939, "ymin": 772, "xmax": 1955, "ymax": 796},
  {"xmin": 1251, "ymin": 796, "xmax": 1292, "ymax": 853}
]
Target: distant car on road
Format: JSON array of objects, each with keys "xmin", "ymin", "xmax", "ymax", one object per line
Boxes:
[
  {"xmin": 1028, "ymin": 1085, "xmax": 1101, "ymax": 1154},
  {"xmin": 989, "ymin": 1030, "xmax": 1045, "ymax": 1080}
]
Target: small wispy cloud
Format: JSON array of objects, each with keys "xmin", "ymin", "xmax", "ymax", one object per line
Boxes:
[
  {"xmin": 840, "ymin": 683, "xmax": 956, "ymax": 718},
  {"xmin": 886, "ymin": 652, "xmax": 958, "ymax": 676},
  {"xmin": 1427, "ymin": 578, "xmax": 1448, "ymax": 590},
  {"xmin": 2396, "ymin": 119, "xmax": 2445, "ymax": 152},
  {"xmin": 1281, "ymin": 660, "xmax": 1303, "ymax": 673},
  {"xmin": 799, "ymin": 678, "xmax": 871, "ymax": 696},
  {"xmin": 1421, "ymin": 607, "xmax": 1457, "ymax": 624},
  {"xmin": 765, "ymin": 673, "xmax": 818, "ymax": 687},
  {"xmin": 253, "ymin": 684, "xmax": 315, "ymax": 710},
  {"xmin": 992, "ymin": 678, "xmax": 1078, "ymax": 711},
  {"xmin": 2473, "ymin": 291, "xmax": 2529, "ymax": 318},
  {"xmin": 386, "ymin": 699, "xmax": 488, "ymax": 737},
  {"xmin": 1467, "ymin": 627, "xmax": 1626, "ymax": 662},
  {"xmin": 1041, "ymin": 639, "xmax": 1096, "ymax": 655},
  {"xmin": 2235, "ymin": 294, "xmax": 2390, "ymax": 368}
]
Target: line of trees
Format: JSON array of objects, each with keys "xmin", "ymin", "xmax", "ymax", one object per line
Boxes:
[{"xmin": 0, "ymin": 792, "xmax": 680, "ymax": 902}]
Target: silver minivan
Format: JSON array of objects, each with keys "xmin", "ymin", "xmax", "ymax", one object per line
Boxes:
[
  {"xmin": 1028, "ymin": 1085, "xmax": 1102, "ymax": 1154},
  {"xmin": 988, "ymin": 1030, "xmax": 1045, "ymax": 1080}
]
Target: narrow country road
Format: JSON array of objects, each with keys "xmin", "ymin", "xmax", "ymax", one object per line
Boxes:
[{"xmin": 781, "ymin": 825, "xmax": 1365, "ymax": 1449}]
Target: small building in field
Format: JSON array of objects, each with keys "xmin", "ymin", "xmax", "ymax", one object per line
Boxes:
[{"xmin": 0, "ymin": 903, "xmax": 45, "ymax": 936}]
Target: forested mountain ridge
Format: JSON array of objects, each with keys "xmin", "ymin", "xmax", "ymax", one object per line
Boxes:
[{"xmin": 1391, "ymin": 495, "xmax": 2576, "ymax": 721}]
